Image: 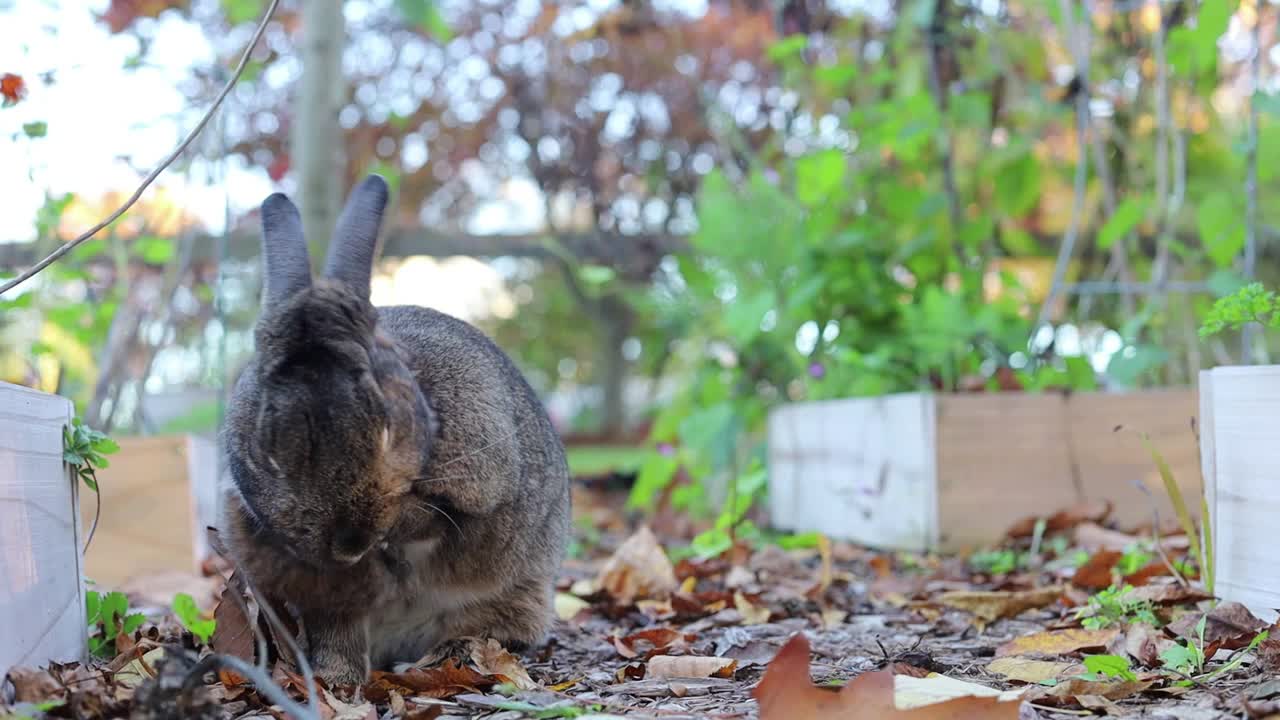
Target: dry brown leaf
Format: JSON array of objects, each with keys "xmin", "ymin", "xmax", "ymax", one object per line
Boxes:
[
  {"xmin": 1071, "ymin": 550, "xmax": 1121, "ymax": 591},
  {"xmin": 986, "ymin": 657, "xmax": 1079, "ymax": 684},
  {"xmin": 734, "ymin": 591, "xmax": 771, "ymax": 625},
  {"xmin": 320, "ymin": 687, "xmax": 377, "ymax": 720},
  {"xmin": 614, "ymin": 627, "xmax": 694, "ymax": 659},
  {"xmin": 938, "ymin": 586, "xmax": 1065, "ymax": 626},
  {"xmin": 365, "ymin": 660, "xmax": 497, "ymax": 701},
  {"xmin": 1007, "ymin": 499, "xmax": 1112, "ymax": 538},
  {"xmin": 646, "ymin": 655, "xmax": 737, "ymax": 679},
  {"xmin": 1075, "ymin": 522, "xmax": 1188, "ymax": 553},
  {"xmin": 996, "ymin": 628, "xmax": 1121, "ymax": 658},
  {"xmin": 596, "ymin": 526, "xmax": 678, "ymax": 604},
  {"xmin": 211, "ymin": 570, "xmax": 256, "ymax": 687},
  {"xmin": 821, "ymin": 608, "xmax": 848, "ymax": 629},
  {"xmin": 1126, "ymin": 583, "xmax": 1213, "ymax": 606},
  {"xmin": 753, "ymin": 634, "xmax": 1023, "ymax": 719},
  {"xmin": 1122, "ymin": 623, "xmax": 1177, "ymax": 668},
  {"xmin": 6, "ymin": 666, "xmax": 62, "ymax": 704},
  {"xmin": 1167, "ymin": 601, "xmax": 1269, "ymax": 650},
  {"xmin": 1121, "ymin": 562, "xmax": 1171, "ymax": 587},
  {"xmin": 469, "ymin": 638, "xmax": 538, "ymax": 691},
  {"xmin": 1027, "ymin": 677, "xmax": 1155, "ymax": 706}
]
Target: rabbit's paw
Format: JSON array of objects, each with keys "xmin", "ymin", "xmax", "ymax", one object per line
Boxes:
[{"xmin": 415, "ymin": 637, "xmax": 478, "ymax": 668}]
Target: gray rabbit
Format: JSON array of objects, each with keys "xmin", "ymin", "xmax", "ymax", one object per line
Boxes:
[{"xmin": 219, "ymin": 175, "xmax": 571, "ymax": 685}]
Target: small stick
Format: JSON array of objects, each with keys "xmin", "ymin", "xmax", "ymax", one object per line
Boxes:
[
  {"xmin": 1132, "ymin": 479, "xmax": 1190, "ymax": 589},
  {"xmin": 0, "ymin": 0, "xmax": 282, "ymax": 296}
]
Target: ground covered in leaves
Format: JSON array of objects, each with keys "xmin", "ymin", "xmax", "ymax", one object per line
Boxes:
[{"xmin": 6, "ymin": 481, "xmax": 1280, "ymax": 719}]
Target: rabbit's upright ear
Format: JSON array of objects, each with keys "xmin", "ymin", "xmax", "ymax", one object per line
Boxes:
[
  {"xmin": 260, "ymin": 192, "xmax": 312, "ymax": 304},
  {"xmin": 324, "ymin": 174, "xmax": 389, "ymax": 298}
]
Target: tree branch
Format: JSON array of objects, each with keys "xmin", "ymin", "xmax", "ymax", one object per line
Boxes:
[{"xmin": 0, "ymin": 0, "xmax": 281, "ymax": 296}]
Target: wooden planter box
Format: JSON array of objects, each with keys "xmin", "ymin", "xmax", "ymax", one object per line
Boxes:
[
  {"xmin": 1199, "ymin": 366, "xmax": 1280, "ymax": 621},
  {"xmin": 767, "ymin": 389, "xmax": 1202, "ymax": 552},
  {"xmin": 78, "ymin": 434, "xmax": 221, "ymax": 588},
  {"xmin": 0, "ymin": 381, "xmax": 86, "ymax": 676}
]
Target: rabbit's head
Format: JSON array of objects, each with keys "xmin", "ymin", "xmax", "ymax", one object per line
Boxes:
[{"xmin": 223, "ymin": 176, "xmax": 435, "ymax": 569}]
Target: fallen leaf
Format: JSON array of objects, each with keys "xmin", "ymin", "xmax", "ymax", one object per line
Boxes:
[
  {"xmin": 1075, "ymin": 522, "xmax": 1187, "ymax": 553},
  {"xmin": 996, "ymin": 628, "xmax": 1121, "ymax": 658},
  {"xmin": 894, "ymin": 673, "xmax": 1027, "ymax": 708},
  {"xmin": 211, "ymin": 571, "xmax": 256, "ymax": 686},
  {"xmin": 366, "ymin": 660, "xmax": 498, "ymax": 701},
  {"xmin": 869, "ymin": 555, "xmax": 893, "ymax": 579},
  {"xmin": 821, "ymin": 608, "xmax": 848, "ymax": 629},
  {"xmin": 1026, "ymin": 677, "xmax": 1155, "ymax": 706},
  {"xmin": 5, "ymin": 666, "xmax": 61, "ymax": 704},
  {"xmin": 614, "ymin": 628, "xmax": 694, "ymax": 659},
  {"xmin": 1166, "ymin": 601, "xmax": 1269, "ymax": 650},
  {"xmin": 320, "ymin": 687, "xmax": 377, "ymax": 720},
  {"xmin": 1122, "ymin": 562, "xmax": 1171, "ymax": 587},
  {"xmin": 986, "ymin": 657, "xmax": 1079, "ymax": 684},
  {"xmin": 815, "ymin": 534, "xmax": 833, "ymax": 594},
  {"xmin": 1, "ymin": 73, "xmax": 26, "ymax": 105},
  {"xmin": 596, "ymin": 526, "xmax": 678, "ymax": 605},
  {"xmin": 734, "ymin": 591, "xmax": 771, "ymax": 625},
  {"xmin": 1126, "ymin": 583, "xmax": 1212, "ymax": 606},
  {"xmin": 753, "ymin": 633, "xmax": 1023, "ymax": 719},
  {"xmin": 1122, "ymin": 623, "xmax": 1177, "ymax": 668},
  {"xmin": 724, "ymin": 565, "xmax": 756, "ymax": 588},
  {"xmin": 938, "ymin": 586, "xmax": 1065, "ymax": 626},
  {"xmin": 554, "ymin": 592, "xmax": 591, "ymax": 621},
  {"xmin": 469, "ymin": 638, "xmax": 538, "ymax": 691},
  {"xmin": 1008, "ymin": 499, "xmax": 1112, "ymax": 538},
  {"xmin": 1071, "ymin": 550, "xmax": 1121, "ymax": 591},
  {"xmin": 646, "ymin": 655, "xmax": 736, "ymax": 679}
]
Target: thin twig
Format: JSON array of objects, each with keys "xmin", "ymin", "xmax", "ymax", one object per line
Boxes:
[
  {"xmin": 0, "ymin": 0, "xmax": 281, "ymax": 296},
  {"xmin": 1131, "ymin": 480, "xmax": 1190, "ymax": 589},
  {"xmin": 237, "ymin": 572, "xmax": 321, "ymax": 719},
  {"xmin": 182, "ymin": 654, "xmax": 318, "ymax": 720},
  {"xmin": 83, "ymin": 480, "xmax": 101, "ymax": 556}
]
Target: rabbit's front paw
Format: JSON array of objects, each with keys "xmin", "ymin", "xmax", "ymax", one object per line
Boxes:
[{"xmin": 305, "ymin": 615, "xmax": 371, "ymax": 687}]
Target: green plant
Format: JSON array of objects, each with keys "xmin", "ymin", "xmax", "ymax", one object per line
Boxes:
[
  {"xmin": 62, "ymin": 417, "xmax": 119, "ymax": 492},
  {"xmin": 5, "ymin": 700, "xmax": 66, "ymax": 720},
  {"xmin": 1199, "ymin": 282, "xmax": 1280, "ymax": 337},
  {"xmin": 1138, "ymin": 432, "xmax": 1213, "ymax": 595},
  {"xmin": 1075, "ymin": 585, "xmax": 1159, "ymax": 630},
  {"xmin": 1117, "ymin": 543, "xmax": 1156, "ymax": 576},
  {"xmin": 85, "ymin": 590, "xmax": 145, "ymax": 658},
  {"xmin": 62, "ymin": 417, "xmax": 118, "ymax": 553},
  {"xmin": 1080, "ymin": 654, "xmax": 1138, "ymax": 682},
  {"xmin": 172, "ymin": 592, "xmax": 216, "ymax": 644},
  {"xmin": 1161, "ymin": 616, "xmax": 1268, "ymax": 685},
  {"xmin": 968, "ymin": 549, "xmax": 1026, "ymax": 576}
]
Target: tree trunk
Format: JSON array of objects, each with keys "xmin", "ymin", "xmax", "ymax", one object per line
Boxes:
[
  {"xmin": 292, "ymin": 0, "xmax": 346, "ymax": 261},
  {"xmin": 598, "ymin": 295, "xmax": 633, "ymax": 440}
]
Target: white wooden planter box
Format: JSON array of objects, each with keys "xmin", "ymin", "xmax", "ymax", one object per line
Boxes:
[
  {"xmin": 767, "ymin": 389, "xmax": 1203, "ymax": 552},
  {"xmin": 1199, "ymin": 366, "xmax": 1280, "ymax": 622},
  {"xmin": 78, "ymin": 433, "xmax": 223, "ymax": 587},
  {"xmin": 0, "ymin": 381, "xmax": 86, "ymax": 677}
]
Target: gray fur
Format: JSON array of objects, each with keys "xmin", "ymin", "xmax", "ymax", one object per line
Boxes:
[{"xmin": 219, "ymin": 176, "xmax": 571, "ymax": 685}]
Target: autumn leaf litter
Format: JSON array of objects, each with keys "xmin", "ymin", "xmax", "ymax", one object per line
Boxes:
[{"xmin": 3, "ymin": 491, "xmax": 1275, "ymax": 719}]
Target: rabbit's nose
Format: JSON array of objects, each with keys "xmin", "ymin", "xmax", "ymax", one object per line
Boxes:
[{"xmin": 331, "ymin": 525, "xmax": 376, "ymax": 565}]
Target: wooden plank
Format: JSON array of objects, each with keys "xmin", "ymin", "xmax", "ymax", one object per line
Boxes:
[
  {"xmin": 934, "ymin": 393, "xmax": 1078, "ymax": 551},
  {"xmin": 1069, "ymin": 389, "xmax": 1201, "ymax": 530},
  {"xmin": 0, "ymin": 381, "xmax": 85, "ymax": 676},
  {"xmin": 1198, "ymin": 371, "xmax": 1217, "ymax": 557},
  {"xmin": 1201, "ymin": 366, "xmax": 1280, "ymax": 621},
  {"xmin": 79, "ymin": 435, "xmax": 197, "ymax": 587},
  {"xmin": 767, "ymin": 394, "xmax": 936, "ymax": 552}
]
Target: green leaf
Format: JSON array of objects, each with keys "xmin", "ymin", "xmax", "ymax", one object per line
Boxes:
[
  {"xmin": 172, "ymin": 593, "xmax": 215, "ymax": 643},
  {"xmin": 22, "ymin": 121, "xmax": 47, "ymax": 138},
  {"xmin": 795, "ymin": 150, "xmax": 846, "ymax": 207},
  {"xmin": 1160, "ymin": 642, "xmax": 1197, "ymax": 674},
  {"xmin": 766, "ymin": 35, "xmax": 807, "ymax": 62},
  {"xmin": 122, "ymin": 612, "xmax": 146, "ymax": 636},
  {"xmin": 221, "ymin": 0, "xmax": 260, "ymax": 24},
  {"xmin": 723, "ymin": 290, "xmax": 776, "ymax": 344},
  {"xmin": 133, "ymin": 236, "xmax": 175, "ymax": 265},
  {"xmin": 1098, "ymin": 196, "xmax": 1148, "ymax": 250},
  {"xmin": 627, "ymin": 452, "xmax": 679, "ymax": 510},
  {"xmin": 1083, "ymin": 654, "xmax": 1137, "ymax": 682},
  {"xmin": 396, "ymin": 0, "xmax": 452, "ymax": 41},
  {"xmin": 578, "ymin": 265, "xmax": 616, "ymax": 286},
  {"xmin": 1197, "ymin": 192, "xmax": 1245, "ymax": 268},
  {"xmin": 1255, "ymin": 91, "xmax": 1280, "ymax": 117},
  {"xmin": 85, "ymin": 590, "xmax": 102, "ymax": 625},
  {"xmin": 1191, "ymin": 0, "xmax": 1232, "ymax": 67},
  {"xmin": 994, "ymin": 150, "xmax": 1042, "ymax": 217}
]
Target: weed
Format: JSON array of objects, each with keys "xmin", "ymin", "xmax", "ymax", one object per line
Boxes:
[
  {"xmin": 1075, "ymin": 584, "xmax": 1158, "ymax": 630},
  {"xmin": 86, "ymin": 590, "xmax": 145, "ymax": 658},
  {"xmin": 172, "ymin": 592, "xmax": 216, "ymax": 644}
]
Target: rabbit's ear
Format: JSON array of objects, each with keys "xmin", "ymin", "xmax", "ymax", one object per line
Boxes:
[
  {"xmin": 260, "ymin": 192, "xmax": 312, "ymax": 303},
  {"xmin": 324, "ymin": 174, "xmax": 389, "ymax": 298}
]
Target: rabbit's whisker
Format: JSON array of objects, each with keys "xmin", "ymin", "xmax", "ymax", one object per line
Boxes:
[
  {"xmin": 408, "ymin": 501, "xmax": 463, "ymax": 535},
  {"xmin": 430, "ymin": 417, "xmax": 536, "ymax": 471}
]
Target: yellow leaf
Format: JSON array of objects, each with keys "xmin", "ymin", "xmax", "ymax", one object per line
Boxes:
[
  {"xmin": 646, "ymin": 655, "xmax": 736, "ymax": 679},
  {"xmin": 986, "ymin": 657, "xmax": 1079, "ymax": 684}
]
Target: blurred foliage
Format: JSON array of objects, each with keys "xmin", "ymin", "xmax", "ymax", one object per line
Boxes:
[{"xmin": 1200, "ymin": 282, "xmax": 1280, "ymax": 337}]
